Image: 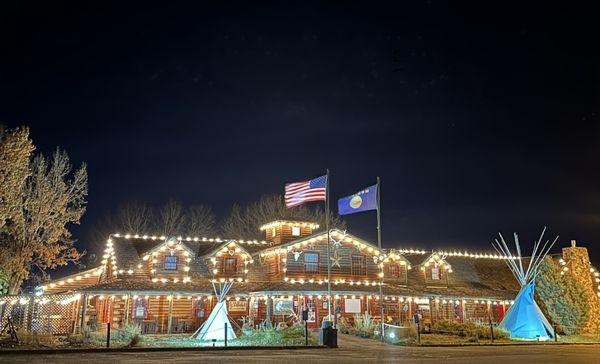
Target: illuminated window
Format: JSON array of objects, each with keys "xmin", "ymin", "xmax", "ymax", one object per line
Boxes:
[
  {"xmin": 304, "ymin": 252, "xmax": 319, "ymax": 273},
  {"xmin": 351, "ymin": 255, "xmax": 367, "ymax": 276},
  {"xmin": 223, "ymin": 257, "xmax": 237, "ymax": 274},
  {"xmin": 271, "ymin": 227, "xmax": 277, "ymax": 237},
  {"xmin": 164, "ymin": 256, "xmax": 178, "ymax": 270},
  {"xmin": 291, "ymin": 226, "xmax": 301, "ymax": 236}
]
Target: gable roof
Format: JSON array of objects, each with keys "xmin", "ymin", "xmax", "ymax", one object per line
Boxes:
[{"xmin": 257, "ymin": 229, "xmax": 382, "ymax": 256}]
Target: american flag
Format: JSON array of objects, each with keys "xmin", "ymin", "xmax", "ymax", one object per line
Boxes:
[{"xmin": 285, "ymin": 174, "xmax": 327, "ymax": 208}]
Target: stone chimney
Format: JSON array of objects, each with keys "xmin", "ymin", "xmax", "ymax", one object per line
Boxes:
[{"xmin": 562, "ymin": 240, "xmax": 592, "ymax": 282}]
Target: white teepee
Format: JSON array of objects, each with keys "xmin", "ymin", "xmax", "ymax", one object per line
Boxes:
[
  {"xmin": 191, "ymin": 282, "xmax": 237, "ymax": 341},
  {"xmin": 492, "ymin": 227, "xmax": 557, "ymax": 340}
]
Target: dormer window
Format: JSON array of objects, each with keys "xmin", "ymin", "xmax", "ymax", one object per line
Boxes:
[
  {"xmin": 164, "ymin": 256, "xmax": 178, "ymax": 270},
  {"xmin": 291, "ymin": 226, "xmax": 301, "ymax": 236},
  {"xmin": 223, "ymin": 257, "xmax": 238, "ymax": 274}
]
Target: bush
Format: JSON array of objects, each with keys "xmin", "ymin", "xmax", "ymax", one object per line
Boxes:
[
  {"xmin": 431, "ymin": 319, "xmax": 509, "ymax": 339},
  {"xmin": 234, "ymin": 324, "xmax": 314, "ymax": 346},
  {"xmin": 353, "ymin": 314, "xmax": 379, "ymax": 338},
  {"xmin": 18, "ymin": 332, "xmax": 56, "ymax": 346},
  {"xmin": 67, "ymin": 327, "xmax": 106, "ymax": 346},
  {"xmin": 111, "ymin": 322, "xmax": 142, "ymax": 342}
]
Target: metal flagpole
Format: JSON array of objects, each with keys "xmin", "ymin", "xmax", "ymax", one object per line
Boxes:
[
  {"xmin": 377, "ymin": 176, "xmax": 384, "ymax": 342},
  {"xmin": 325, "ymin": 168, "xmax": 332, "ymax": 324}
]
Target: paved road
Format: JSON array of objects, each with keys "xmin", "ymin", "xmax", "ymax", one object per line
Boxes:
[{"xmin": 1, "ymin": 335, "xmax": 598, "ymax": 363}]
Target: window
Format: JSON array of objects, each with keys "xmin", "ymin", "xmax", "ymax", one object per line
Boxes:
[
  {"xmin": 390, "ymin": 264, "xmax": 400, "ymax": 277},
  {"xmin": 390, "ymin": 264, "xmax": 407, "ymax": 279},
  {"xmin": 291, "ymin": 226, "xmax": 301, "ymax": 236},
  {"xmin": 351, "ymin": 255, "xmax": 367, "ymax": 276},
  {"xmin": 271, "ymin": 227, "xmax": 277, "ymax": 237},
  {"xmin": 431, "ymin": 266, "xmax": 440, "ymax": 280},
  {"xmin": 304, "ymin": 252, "xmax": 319, "ymax": 273},
  {"xmin": 135, "ymin": 303, "xmax": 146, "ymax": 318},
  {"xmin": 164, "ymin": 256, "xmax": 178, "ymax": 270},
  {"xmin": 223, "ymin": 257, "xmax": 237, "ymax": 274}
]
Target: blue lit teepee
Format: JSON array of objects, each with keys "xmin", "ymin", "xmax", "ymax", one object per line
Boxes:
[
  {"xmin": 191, "ymin": 281, "xmax": 237, "ymax": 341},
  {"xmin": 492, "ymin": 227, "xmax": 557, "ymax": 341}
]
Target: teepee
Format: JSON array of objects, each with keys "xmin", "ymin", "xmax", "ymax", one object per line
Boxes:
[
  {"xmin": 492, "ymin": 227, "xmax": 557, "ymax": 340},
  {"xmin": 191, "ymin": 282, "xmax": 237, "ymax": 341}
]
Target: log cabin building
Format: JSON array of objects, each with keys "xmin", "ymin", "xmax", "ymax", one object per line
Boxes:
[{"xmin": 1, "ymin": 220, "xmax": 598, "ymax": 336}]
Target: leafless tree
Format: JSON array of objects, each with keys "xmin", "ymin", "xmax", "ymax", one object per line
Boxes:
[
  {"xmin": 158, "ymin": 199, "xmax": 186, "ymax": 237},
  {"xmin": 86, "ymin": 201, "xmax": 153, "ymax": 256},
  {"xmin": 221, "ymin": 194, "xmax": 344, "ymax": 240},
  {"xmin": 116, "ymin": 202, "xmax": 153, "ymax": 234},
  {"xmin": 186, "ymin": 204, "xmax": 216, "ymax": 237}
]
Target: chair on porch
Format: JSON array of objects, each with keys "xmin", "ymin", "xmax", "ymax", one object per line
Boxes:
[{"xmin": 139, "ymin": 319, "xmax": 157, "ymax": 334}]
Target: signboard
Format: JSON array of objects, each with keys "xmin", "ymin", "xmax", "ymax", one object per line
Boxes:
[
  {"xmin": 307, "ymin": 310, "xmax": 316, "ymax": 323},
  {"xmin": 344, "ymin": 298, "xmax": 362, "ymax": 314},
  {"xmin": 273, "ymin": 298, "xmax": 294, "ymax": 315},
  {"xmin": 228, "ymin": 300, "xmax": 247, "ymax": 312}
]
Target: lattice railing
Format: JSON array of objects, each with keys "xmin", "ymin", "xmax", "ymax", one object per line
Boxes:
[{"xmin": 0, "ymin": 294, "xmax": 80, "ymax": 335}]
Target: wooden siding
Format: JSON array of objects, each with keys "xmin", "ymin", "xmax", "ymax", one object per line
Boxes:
[
  {"xmin": 266, "ymin": 224, "xmax": 313, "ymax": 243},
  {"xmin": 284, "ymin": 240, "xmax": 380, "ymax": 281},
  {"xmin": 208, "ymin": 251, "xmax": 250, "ymax": 281}
]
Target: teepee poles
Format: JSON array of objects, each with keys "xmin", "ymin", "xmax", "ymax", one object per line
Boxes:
[{"xmin": 492, "ymin": 227, "xmax": 559, "ymax": 286}]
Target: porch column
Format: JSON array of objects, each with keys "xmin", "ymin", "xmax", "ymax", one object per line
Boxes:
[
  {"xmin": 248, "ymin": 296, "xmax": 254, "ymax": 322},
  {"xmin": 461, "ymin": 300, "xmax": 467, "ymax": 323},
  {"xmin": 429, "ymin": 299, "xmax": 436, "ymax": 325},
  {"xmin": 166, "ymin": 294, "xmax": 174, "ymax": 333},
  {"xmin": 124, "ymin": 294, "xmax": 130, "ymax": 324},
  {"xmin": 80, "ymin": 293, "xmax": 88, "ymax": 331},
  {"xmin": 266, "ymin": 296, "xmax": 272, "ymax": 326}
]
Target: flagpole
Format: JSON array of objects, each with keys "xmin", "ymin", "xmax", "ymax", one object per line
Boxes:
[
  {"xmin": 377, "ymin": 176, "xmax": 384, "ymax": 342},
  {"xmin": 325, "ymin": 168, "xmax": 332, "ymax": 324}
]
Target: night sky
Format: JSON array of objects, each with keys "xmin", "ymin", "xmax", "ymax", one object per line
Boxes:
[{"xmin": 1, "ymin": 2, "xmax": 599, "ymax": 263}]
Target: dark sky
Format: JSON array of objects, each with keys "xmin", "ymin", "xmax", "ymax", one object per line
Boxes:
[{"xmin": 1, "ymin": 2, "xmax": 599, "ymax": 263}]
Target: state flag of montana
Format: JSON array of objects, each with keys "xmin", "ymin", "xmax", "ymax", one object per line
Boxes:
[{"xmin": 338, "ymin": 184, "xmax": 378, "ymax": 215}]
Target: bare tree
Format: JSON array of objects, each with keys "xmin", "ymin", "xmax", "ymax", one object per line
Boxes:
[
  {"xmin": 0, "ymin": 133, "xmax": 87, "ymax": 294},
  {"xmin": 158, "ymin": 199, "xmax": 186, "ymax": 236},
  {"xmin": 221, "ymin": 194, "xmax": 344, "ymax": 240},
  {"xmin": 186, "ymin": 204, "xmax": 216, "ymax": 237},
  {"xmin": 116, "ymin": 202, "xmax": 153, "ymax": 234},
  {"xmin": 86, "ymin": 201, "xmax": 153, "ymax": 258}
]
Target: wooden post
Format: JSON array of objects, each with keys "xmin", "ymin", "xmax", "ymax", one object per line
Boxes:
[
  {"xmin": 266, "ymin": 295, "xmax": 272, "ymax": 326},
  {"xmin": 124, "ymin": 294, "xmax": 130, "ymax": 325},
  {"xmin": 166, "ymin": 295, "xmax": 174, "ymax": 334},
  {"xmin": 80, "ymin": 294, "xmax": 88, "ymax": 331},
  {"xmin": 26, "ymin": 295, "xmax": 35, "ymax": 333},
  {"xmin": 106, "ymin": 322, "xmax": 111, "ymax": 347}
]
